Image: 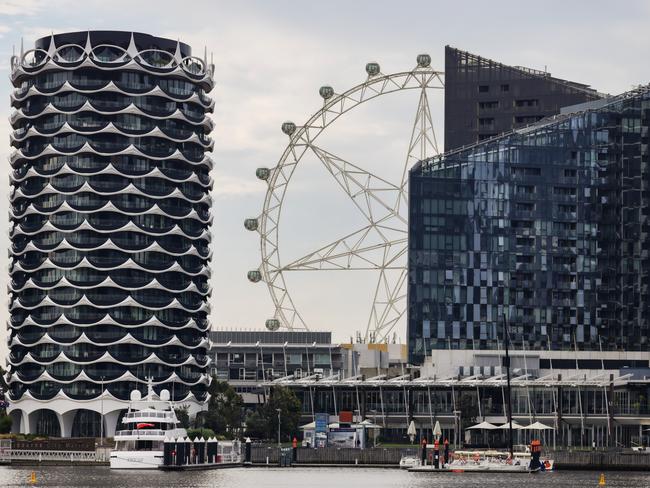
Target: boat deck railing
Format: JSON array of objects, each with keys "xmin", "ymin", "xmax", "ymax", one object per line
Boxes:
[{"xmin": 115, "ymin": 429, "xmax": 166, "ymax": 438}]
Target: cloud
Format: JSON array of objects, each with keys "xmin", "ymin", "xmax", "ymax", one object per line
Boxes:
[
  {"xmin": 0, "ymin": 0, "xmax": 45, "ymax": 15},
  {"xmin": 212, "ymin": 171, "xmax": 266, "ymax": 199}
]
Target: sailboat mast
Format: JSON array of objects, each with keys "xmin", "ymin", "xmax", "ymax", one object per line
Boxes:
[{"xmin": 504, "ymin": 313, "xmax": 514, "ymax": 458}]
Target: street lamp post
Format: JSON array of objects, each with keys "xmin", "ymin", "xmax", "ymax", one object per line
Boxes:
[
  {"xmin": 276, "ymin": 409, "xmax": 282, "ymax": 447},
  {"xmin": 100, "ymin": 376, "xmax": 105, "ymax": 446}
]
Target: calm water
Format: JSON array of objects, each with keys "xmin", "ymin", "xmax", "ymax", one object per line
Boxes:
[{"xmin": 0, "ymin": 466, "xmax": 649, "ymax": 488}]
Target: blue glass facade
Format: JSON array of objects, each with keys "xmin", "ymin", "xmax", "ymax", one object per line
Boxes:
[
  {"xmin": 408, "ymin": 88, "xmax": 650, "ymax": 364},
  {"xmin": 7, "ymin": 32, "xmax": 214, "ymax": 408}
]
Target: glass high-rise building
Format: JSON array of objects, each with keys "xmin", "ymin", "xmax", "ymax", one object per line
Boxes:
[
  {"xmin": 6, "ymin": 31, "xmax": 214, "ymax": 437},
  {"xmin": 408, "ymin": 86, "xmax": 650, "ymax": 365}
]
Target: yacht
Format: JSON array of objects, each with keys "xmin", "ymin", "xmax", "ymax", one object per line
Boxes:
[{"xmin": 110, "ymin": 382, "xmax": 187, "ymax": 469}]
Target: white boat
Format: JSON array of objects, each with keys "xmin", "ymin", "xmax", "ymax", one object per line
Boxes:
[
  {"xmin": 447, "ymin": 450, "xmax": 554, "ymax": 472},
  {"xmin": 110, "ymin": 383, "xmax": 187, "ymax": 470},
  {"xmin": 399, "ymin": 455, "xmax": 421, "ymax": 469}
]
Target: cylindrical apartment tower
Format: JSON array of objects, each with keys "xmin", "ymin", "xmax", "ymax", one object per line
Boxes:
[{"xmin": 6, "ymin": 31, "xmax": 214, "ymax": 437}]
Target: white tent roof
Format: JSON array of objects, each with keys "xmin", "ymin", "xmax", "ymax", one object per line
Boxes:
[
  {"xmin": 466, "ymin": 421, "xmax": 498, "ymax": 430},
  {"xmin": 497, "ymin": 420, "xmax": 525, "ymax": 430},
  {"xmin": 300, "ymin": 420, "xmax": 381, "ymax": 430},
  {"xmin": 299, "ymin": 421, "xmax": 341, "ymax": 430},
  {"xmin": 523, "ymin": 421, "xmax": 554, "ymax": 430},
  {"xmin": 358, "ymin": 419, "xmax": 382, "ymax": 429}
]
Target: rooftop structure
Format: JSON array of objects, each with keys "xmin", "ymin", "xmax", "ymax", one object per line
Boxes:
[{"xmin": 443, "ymin": 46, "xmax": 602, "ymax": 151}]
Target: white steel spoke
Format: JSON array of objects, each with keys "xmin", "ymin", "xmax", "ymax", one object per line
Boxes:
[
  {"xmin": 278, "ymin": 225, "xmax": 407, "ymax": 272},
  {"xmin": 395, "ymin": 84, "xmax": 440, "ymax": 216}
]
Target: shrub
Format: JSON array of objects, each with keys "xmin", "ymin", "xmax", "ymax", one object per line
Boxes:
[
  {"xmin": 0, "ymin": 416, "xmax": 13, "ymax": 434},
  {"xmin": 186, "ymin": 427, "xmax": 216, "ymax": 440}
]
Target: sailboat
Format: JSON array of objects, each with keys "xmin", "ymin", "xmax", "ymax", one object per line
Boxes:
[
  {"xmin": 445, "ymin": 314, "xmax": 552, "ymax": 473},
  {"xmin": 412, "ymin": 315, "xmax": 554, "ymax": 473}
]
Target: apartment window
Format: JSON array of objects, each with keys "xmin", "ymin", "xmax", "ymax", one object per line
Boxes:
[
  {"xmin": 478, "ymin": 117, "xmax": 494, "ymax": 127},
  {"xmin": 515, "ymin": 115, "xmax": 544, "ymax": 124},
  {"xmin": 500, "ymin": 84, "xmax": 509, "ymax": 92},
  {"xmin": 512, "ymin": 220, "xmax": 533, "ymax": 229},
  {"xmin": 557, "ymin": 204, "xmax": 576, "ymax": 213},
  {"xmin": 553, "ymin": 186, "xmax": 577, "ymax": 196},
  {"xmin": 553, "ymin": 221, "xmax": 577, "ymax": 231},
  {"xmin": 516, "ymin": 237, "xmax": 535, "ymax": 246},
  {"xmin": 514, "ymin": 99, "xmax": 539, "ymax": 108},
  {"xmin": 512, "ymin": 167, "xmax": 541, "ymax": 177},
  {"xmin": 478, "ymin": 101, "xmax": 499, "ymax": 110},
  {"xmin": 515, "ymin": 184, "xmax": 535, "ymax": 195},
  {"xmin": 554, "ymin": 256, "xmax": 576, "ymax": 265},
  {"xmin": 563, "ymin": 169, "xmax": 577, "ymax": 177},
  {"xmin": 558, "ymin": 239, "xmax": 576, "ymax": 248},
  {"xmin": 478, "ymin": 133, "xmax": 497, "ymax": 141},
  {"xmin": 478, "ymin": 85, "xmax": 489, "ymax": 93},
  {"xmin": 515, "ymin": 202, "xmax": 535, "ymax": 211}
]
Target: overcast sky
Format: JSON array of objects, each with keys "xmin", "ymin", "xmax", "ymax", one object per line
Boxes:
[{"xmin": 0, "ymin": 0, "xmax": 649, "ymax": 362}]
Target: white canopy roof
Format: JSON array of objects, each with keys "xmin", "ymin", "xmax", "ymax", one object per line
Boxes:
[
  {"xmin": 497, "ymin": 420, "xmax": 525, "ymax": 430},
  {"xmin": 523, "ymin": 421, "xmax": 554, "ymax": 430},
  {"xmin": 466, "ymin": 421, "xmax": 498, "ymax": 430},
  {"xmin": 358, "ymin": 419, "xmax": 382, "ymax": 429},
  {"xmin": 300, "ymin": 419, "xmax": 382, "ymax": 430}
]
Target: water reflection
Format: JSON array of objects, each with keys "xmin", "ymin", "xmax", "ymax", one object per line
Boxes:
[{"xmin": 0, "ymin": 466, "xmax": 648, "ymax": 488}]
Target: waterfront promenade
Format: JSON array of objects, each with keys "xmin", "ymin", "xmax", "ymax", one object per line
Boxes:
[
  {"xmin": 3, "ymin": 443, "xmax": 650, "ymax": 471},
  {"xmin": 251, "ymin": 445, "xmax": 650, "ymax": 471}
]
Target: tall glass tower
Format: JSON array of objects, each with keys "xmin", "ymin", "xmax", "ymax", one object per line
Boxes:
[
  {"xmin": 6, "ymin": 31, "xmax": 214, "ymax": 437},
  {"xmin": 408, "ymin": 86, "xmax": 650, "ymax": 366}
]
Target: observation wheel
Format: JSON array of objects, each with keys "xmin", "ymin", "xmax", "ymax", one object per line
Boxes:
[{"xmin": 246, "ymin": 55, "xmax": 444, "ymax": 342}]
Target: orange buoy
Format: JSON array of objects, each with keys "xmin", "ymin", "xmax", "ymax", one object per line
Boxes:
[
  {"xmin": 29, "ymin": 471, "xmax": 36, "ymax": 484},
  {"xmin": 599, "ymin": 473, "xmax": 606, "ymax": 486}
]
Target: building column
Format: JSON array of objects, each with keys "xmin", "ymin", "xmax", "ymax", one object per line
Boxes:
[
  {"xmin": 104, "ymin": 410, "xmax": 122, "ymax": 438},
  {"xmin": 8, "ymin": 410, "xmax": 26, "ymax": 434},
  {"xmin": 26, "ymin": 411, "xmax": 38, "ymax": 435},
  {"xmin": 60, "ymin": 411, "xmax": 76, "ymax": 438}
]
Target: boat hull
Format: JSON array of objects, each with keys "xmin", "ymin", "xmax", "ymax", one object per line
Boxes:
[
  {"xmin": 110, "ymin": 450, "xmax": 164, "ymax": 469},
  {"xmin": 409, "ymin": 465, "xmax": 532, "ymax": 473}
]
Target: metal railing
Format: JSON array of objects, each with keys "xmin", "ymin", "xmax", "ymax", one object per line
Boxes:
[
  {"xmin": 8, "ymin": 450, "xmax": 98, "ymax": 463},
  {"xmin": 115, "ymin": 429, "xmax": 166, "ymax": 437},
  {"xmin": 123, "ymin": 411, "xmax": 174, "ymax": 420}
]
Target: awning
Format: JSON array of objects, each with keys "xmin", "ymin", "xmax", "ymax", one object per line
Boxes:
[
  {"xmin": 358, "ymin": 420, "xmax": 382, "ymax": 429},
  {"xmin": 466, "ymin": 421, "xmax": 498, "ymax": 430},
  {"xmin": 497, "ymin": 420, "xmax": 525, "ymax": 430},
  {"xmin": 523, "ymin": 421, "xmax": 554, "ymax": 430}
]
